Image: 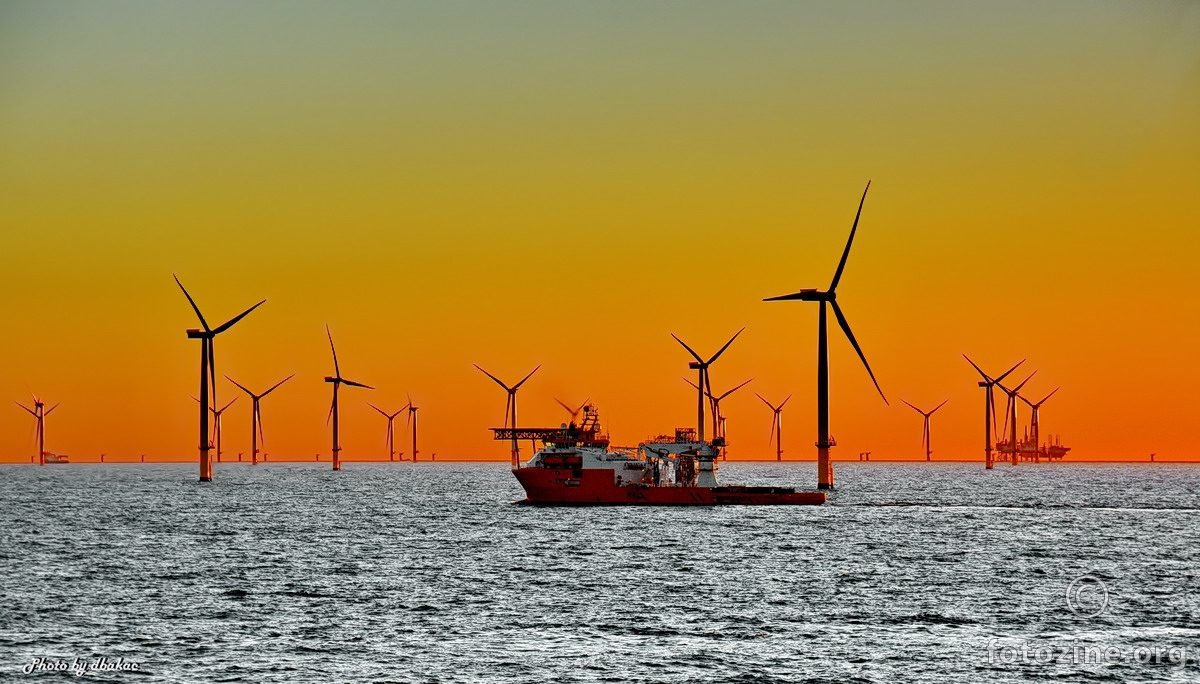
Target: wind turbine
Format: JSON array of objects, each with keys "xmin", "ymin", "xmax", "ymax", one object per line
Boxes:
[
  {"xmin": 554, "ymin": 397, "xmax": 590, "ymax": 424},
  {"xmin": 192, "ymin": 396, "xmax": 236, "ymax": 463},
  {"xmin": 1020, "ymin": 387, "xmax": 1060, "ymax": 462},
  {"xmin": 324, "ymin": 325, "xmax": 374, "ymax": 471},
  {"xmin": 671, "ymin": 328, "xmax": 745, "ymax": 444},
  {"xmin": 474, "ymin": 364, "xmax": 540, "ymax": 467},
  {"xmin": 406, "ymin": 393, "xmax": 419, "ymax": 462},
  {"xmin": 227, "ymin": 374, "xmax": 292, "ymax": 465},
  {"xmin": 997, "ymin": 370, "xmax": 1037, "ymax": 465},
  {"xmin": 684, "ymin": 377, "xmax": 752, "ymax": 458},
  {"xmin": 16, "ymin": 395, "xmax": 57, "ymax": 466},
  {"xmin": 174, "ymin": 275, "xmax": 265, "ymax": 482},
  {"xmin": 368, "ymin": 403, "xmax": 405, "ymax": 461},
  {"xmin": 755, "ymin": 393, "xmax": 791, "ymax": 461},
  {"xmin": 763, "ymin": 182, "xmax": 888, "ymax": 490},
  {"xmin": 900, "ymin": 399, "xmax": 948, "ymax": 461},
  {"xmin": 963, "ymin": 356, "xmax": 1025, "ymax": 470}
]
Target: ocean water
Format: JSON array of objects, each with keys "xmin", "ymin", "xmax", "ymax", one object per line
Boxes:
[{"xmin": 2, "ymin": 461, "xmax": 1199, "ymax": 683}]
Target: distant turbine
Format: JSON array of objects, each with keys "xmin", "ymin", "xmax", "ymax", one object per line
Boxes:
[
  {"xmin": 1020, "ymin": 387, "xmax": 1060, "ymax": 462},
  {"xmin": 763, "ymin": 182, "xmax": 888, "ymax": 489},
  {"xmin": 900, "ymin": 399, "xmax": 948, "ymax": 461},
  {"xmin": 324, "ymin": 325, "xmax": 374, "ymax": 471},
  {"xmin": 684, "ymin": 376, "xmax": 752, "ymax": 458},
  {"xmin": 16, "ymin": 394, "xmax": 58, "ymax": 466},
  {"xmin": 174, "ymin": 274, "xmax": 265, "ymax": 482},
  {"xmin": 368, "ymin": 403, "xmax": 405, "ymax": 461},
  {"xmin": 755, "ymin": 393, "xmax": 791, "ymax": 461},
  {"xmin": 554, "ymin": 397, "xmax": 591, "ymax": 424},
  {"xmin": 227, "ymin": 374, "xmax": 292, "ymax": 466},
  {"xmin": 997, "ymin": 370, "xmax": 1037, "ymax": 465},
  {"xmin": 474, "ymin": 364, "xmax": 540, "ymax": 467},
  {"xmin": 671, "ymin": 328, "xmax": 745, "ymax": 443},
  {"xmin": 192, "ymin": 396, "xmax": 236, "ymax": 463},
  {"xmin": 406, "ymin": 393, "xmax": 419, "ymax": 462},
  {"xmin": 963, "ymin": 356, "xmax": 1025, "ymax": 470}
]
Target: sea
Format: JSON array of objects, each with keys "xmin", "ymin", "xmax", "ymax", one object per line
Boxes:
[{"xmin": 2, "ymin": 461, "xmax": 1199, "ymax": 683}]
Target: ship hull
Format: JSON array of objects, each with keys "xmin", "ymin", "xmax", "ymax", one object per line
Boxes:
[{"xmin": 514, "ymin": 466, "xmax": 825, "ymax": 506}]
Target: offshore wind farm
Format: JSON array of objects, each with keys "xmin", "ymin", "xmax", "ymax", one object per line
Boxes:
[{"xmin": 2, "ymin": 2, "xmax": 1198, "ymax": 682}]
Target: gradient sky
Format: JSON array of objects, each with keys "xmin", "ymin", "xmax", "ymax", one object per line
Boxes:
[{"xmin": 2, "ymin": 1, "xmax": 1198, "ymax": 464}]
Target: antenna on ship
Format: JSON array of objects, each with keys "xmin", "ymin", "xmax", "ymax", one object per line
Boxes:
[
  {"xmin": 671, "ymin": 328, "xmax": 744, "ymax": 444},
  {"xmin": 1020, "ymin": 387, "xmax": 1059, "ymax": 463},
  {"xmin": 227, "ymin": 374, "xmax": 292, "ymax": 466},
  {"xmin": 763, "ymin": 182, "xmax": 887, "ymax": 490},
  {"xmin": 900, "ymin": 399, "xmax": 948, "ymax": 461},
  {"xmin": 174, "ymin": 274, "xmax": 265, "ymax": 482},
  {"xmin": 963, "ymin": 356, "xmax": 1025, "ymax": 470},
  {"xmin": 996, "ymin": 371, "xmax": 1036, "ymax": 465},
  {"xmin": 755, "ymin": 392, "xmax": 791, "ymax": 461},
  {"xmin": 368, "ymin": 403, "xmax": 405, "ymax": 461},
  {"xmin": 474, "ymin": 363, "xmax": 540, "ymax": 467},
  {"xmin": 324, "ymin": 325, "xmax": 374, "ymax": 471},
  {"xmin": 406, "ymin": 393, "xmax": 419, "ymax": 462},
  {"xmin": 683, "ymin": 377, "xmax": 752, "ymax": 458},
  {"xmin": 16, "ymin": 393, "xmax": 57, "ymax": 466}
]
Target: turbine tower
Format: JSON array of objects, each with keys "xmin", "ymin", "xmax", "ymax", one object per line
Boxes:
[
  {"xmin": 763, "ymin": 182, "xmax": 888, "ymax": 489},
  {"xmin": 963, "ymin": 356, "xmax": 1025, "ymax": 470},
  {"xmin": 324, "ymin": 325, "xmax": 374, "ymax": 471},
  {"xmin": 901, "ymin": 399, "xmax": 948, "ymax": 461},
  {"xmin": 671, "ymin": 328, "xmax": 745, "ymax": 444},
  {"xmin": 174, "ymin": 275, "xmax": 264, "ymax": 482},
  {"xmin": 755, "ymin": 393, "xmax": 791, "ymax": 461},
  {"xmin": 227, "ymin": 374, "xmax": 292, "ymax": 465},
  {"xmin": 474, "ymin": 364, "xmax": 540, "ymax": 468},
  {"xmin": 997, "ymin": 370, "xmax": 1037, "ymax": 465},
  {"xmin": 16, "ymin": 395, "xmax": 58, "ymax": 466},
  {"xmin": 406, "ymin": 393, "xmax": 419, "ymax": 462},
  {"xmin": 368, "ymin": 403, "xmax": 405, "ymax": 461},
  {"xmin": 1020, "ymin": 387, "xmax": 1059, "ymax": 462}
]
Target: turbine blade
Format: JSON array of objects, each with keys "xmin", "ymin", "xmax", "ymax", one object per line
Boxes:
[
  {"xmin": 326, "ymin": 393, "xmax": 335, "ymax": 426},
  {"xmin": 576, "ymin": 398, "xmax": 590, "ymax": 414},
  {"xmin": 15, "ymin": 402, "xmax": 35, "ymax": 416},
  {"xmin": 368, "ymin": 403, "xmax": 389, "ymax": 418},
  {"xmin": 780, "ymin": 394, "xmax": 791, "ymax": 409},
  {"xmin": 670, "ymin": 333, "xmax": 705, "ymax": 363},
  {"xmin": 755, "ymin": 392, "xmax": 773, "ymax": 410},
  {"xmin": 513, "ymin": 364, "xmax": 541, "ymax": 390},
  {"xmin": 830, "ymin": 300, "xmax": 887, "ymax": 405},
  {"xmin": 720, "ymin": 378, "xmax": 753, "ymax": 400},
  {"xmin": 208, "ymin": 339, "xmax": 217, "ymax": 406},
  {"xmin": 326, "ymin": 325, "xmax": 340, "ymax": 377},
  {"xmin": 993, "ymin": 359, "xmax": 1026, "ymax": 384},
  {"xmin": 829, "ymin": 181, "xmax": 871, "ymax": 291},
  {"xmin": 220, "ymin": 398, "xmax": 236, "ymax": 412},
  {"xmin": 554, "ymin": 397, "xmax": 574, "ymax": 414},
  {"xmin": 931, "ymin": 399, "xmax": 948, "ymax": 414},
  {"xmin": 683, "ymin": 377, "xmax": 700, "ymax": 391},
  {"xmin": 962, "ymin": 354, "xmax": 991, "ymax": 382},
  {"xmin": 343, "ymin": 379, "xmax": 373, "ymax": 390},
  {"xmin": 768, "ymin": 414, "xmax": 777, "ymax": 447},
  {"xmin": 212, "ymin": 300, "xmax": 266, "ymax": 335},
  {"xmin": 262, "ymin": 374, "xmax": 294, "ymax": 397},
  {"xmin": 763, "ymin": 291, "xmax": 814, "ymax": 302},
  {"xmin": 1038, "ymin": 387, "xmax": 1060, "ymax": 406},
  {"xmin": 901, "ymin": 399, "xmax": 922, "ymax": 415},
  {"xmin": 44, "ymin": 403, "xmax": 59, "ymax": 416},
  {"xmin": 225, "ymin": 375, "xmax": 255, "ymax": 397},
  {"xmin": 257, "ymin": 405, "xmax": 265, "ymax": 445},
  {"xmin": 473, "ymin": 364, "xmax": 513, "ymax": 392},
  {"xmin": 172, "ymin": 274, "xmax": 211, "ymax": 331},
  {"xmin": 503, "ymin": 394, "xmax": 511, "ymax": 427},
  {"xmin": 1013, "ymin": 370, "xmax": 1038, "ymax": 393},
  {"xmin": 707, "ymin": 327, "xmax": 746, "ymax": 364}
]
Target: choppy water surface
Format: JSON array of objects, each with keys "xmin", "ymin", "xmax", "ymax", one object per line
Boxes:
[{"xmin": 3, "ymin": 462, "xmax": 1200, "ymax": 682}]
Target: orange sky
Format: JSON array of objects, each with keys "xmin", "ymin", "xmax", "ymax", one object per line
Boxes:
[{"xmin": 2, "ymin": 2, "xmax": 1198, "ymax": 465}]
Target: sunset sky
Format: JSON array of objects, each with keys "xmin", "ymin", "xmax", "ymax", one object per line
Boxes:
[{"xmin": 2, "ymin": 1, "xmax": 1198, "ymax": 465}]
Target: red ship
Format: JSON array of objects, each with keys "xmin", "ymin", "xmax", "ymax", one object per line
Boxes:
[{"xmin": 495, "ymin": 405, "xmax": 826, "ymax": 506}]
